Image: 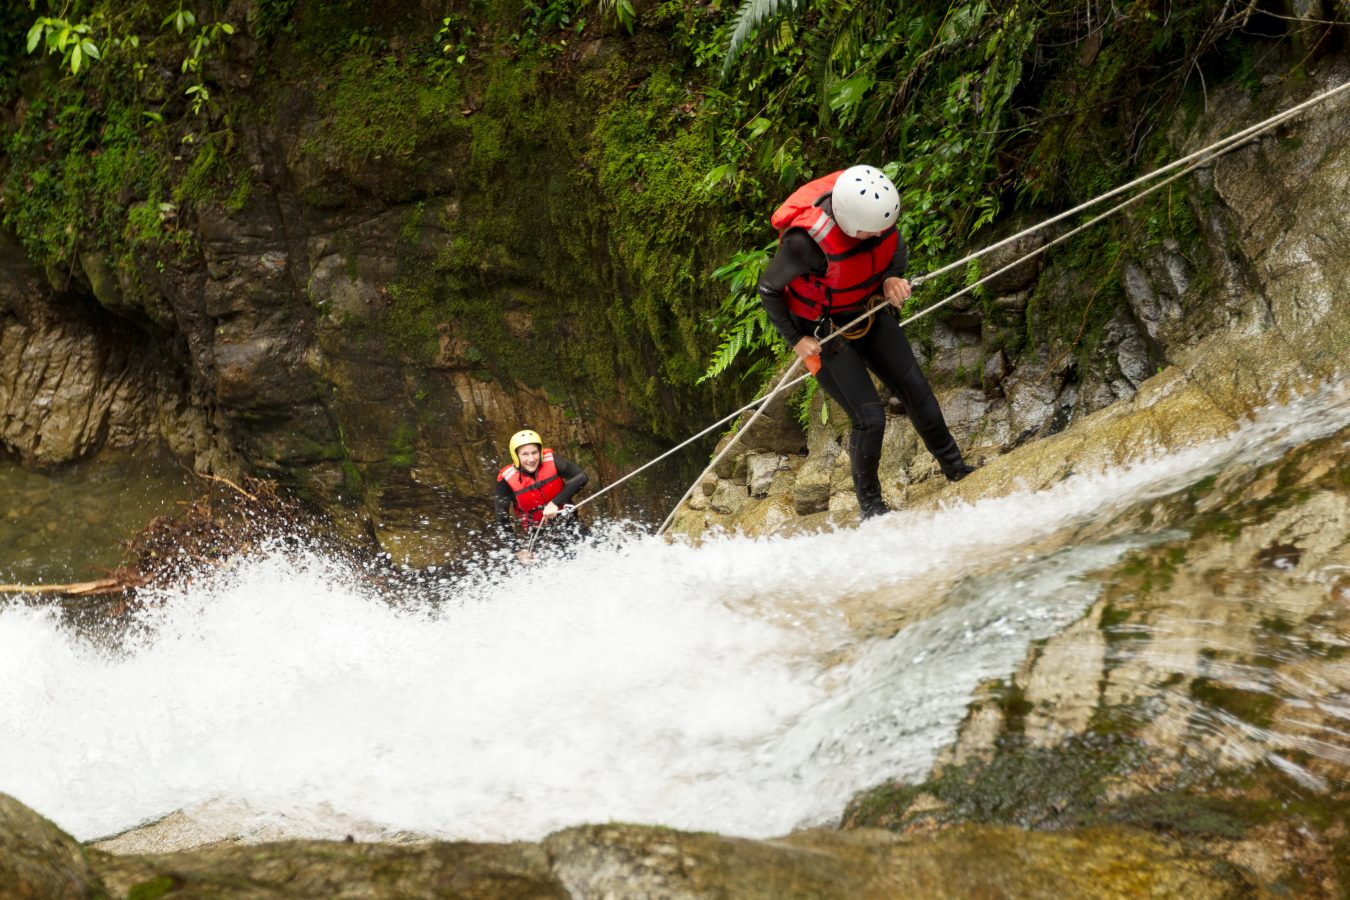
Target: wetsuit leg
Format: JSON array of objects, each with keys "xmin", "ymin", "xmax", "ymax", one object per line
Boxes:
[
  {"xmin": 855, "ymin": 312, "xmax": 971, "ymax": 478},
  {"xmin": 812, "ymin": 342, "xmax": 889, "ymax": 517}
]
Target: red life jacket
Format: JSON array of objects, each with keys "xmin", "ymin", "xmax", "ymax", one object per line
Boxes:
[
  {"xmin": 771, "ymin": 171, "xmax": 899, "ymax": 320},
  {"xmin": 498, "ymin": 449, "xmax": 565, "ymax": 529}
]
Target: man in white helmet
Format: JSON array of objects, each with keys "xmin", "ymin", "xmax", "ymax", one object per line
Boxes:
[
  {"xmin": 494, "ymin": 428, "xmax": 590, "ymax": 562},
  {"xmin": 758, "ymin": 165, "xmax": 975, "ymax": 519}
]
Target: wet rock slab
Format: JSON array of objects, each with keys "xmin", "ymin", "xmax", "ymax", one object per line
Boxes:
[{"xmin": 0, "ymin": 793, "xmax": 1251, "ymax": 899}]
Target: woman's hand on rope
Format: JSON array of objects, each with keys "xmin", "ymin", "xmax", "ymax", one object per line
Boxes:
[
  {"xmin": 541, "ymin": 501, "xmax": 560, "ymax": 521},
  {"xmin": 883, "ymin": 276, "xmax": 912, "ymax": 307},
  {"xmin": 792, "ymin": 335, "xmax": 822, "ymax": 362},
  {"xmin": 792, "ymin": 335, "xmax": 823, "ymax": 375},
  {"xmin": 515, "ymin": 549, "xmax": 536, "ymax": 564}
]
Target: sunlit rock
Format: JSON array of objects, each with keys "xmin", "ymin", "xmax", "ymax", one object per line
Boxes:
[{"xmin": 745, "ymin": 451, "xmax": 785, "ymax": 498}]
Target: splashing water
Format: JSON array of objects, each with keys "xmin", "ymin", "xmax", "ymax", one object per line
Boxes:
[{"xmin": 2, "ymin": 382, "xmax": 1349, "ymax": 848}]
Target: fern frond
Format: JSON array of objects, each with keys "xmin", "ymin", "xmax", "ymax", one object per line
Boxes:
[{"xmin": 722, "ymin": 0, "xmax": 806, "ymax": 80}]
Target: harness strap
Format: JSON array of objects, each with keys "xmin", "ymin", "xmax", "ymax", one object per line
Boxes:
[{"xmin": 812, "ymin": 303, "xmax": 883, "ymax": 344}]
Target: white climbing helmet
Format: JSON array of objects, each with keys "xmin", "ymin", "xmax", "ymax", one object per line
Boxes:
[{"xmin": 831, "ymin": 165, "xmax": 900, "ymax": 237}]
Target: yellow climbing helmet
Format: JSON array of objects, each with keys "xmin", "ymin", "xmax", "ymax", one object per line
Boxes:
[{"xmin": 508, "ymin": 429, "xmax": 544, "ymax": 467}]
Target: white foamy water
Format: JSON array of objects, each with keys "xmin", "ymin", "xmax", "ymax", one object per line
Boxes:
[{"xmin": 2, "ymin": 382, "xmax": 1348, "ymax": 846}]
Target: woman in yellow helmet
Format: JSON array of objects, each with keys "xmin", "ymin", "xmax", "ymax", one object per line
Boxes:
[{"xmin": 494, "ymin": 428, "xmax": 590, "ymax": 562}]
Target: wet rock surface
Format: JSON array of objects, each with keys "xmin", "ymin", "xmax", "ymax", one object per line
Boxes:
[
  {"xmin": 1, "ymin": 793, "xmax": 1252, "ymax": 899},
  {"xmin": 842, "ymin": 414, "xmax": 1350, "ymax": 896},
  {"xmin": 0, "ymin": 794, "xmax": 105, "ymax": 898}
]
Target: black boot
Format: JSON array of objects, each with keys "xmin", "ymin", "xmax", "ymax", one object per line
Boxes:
[
  {"xmin": 852, "ymin": 471, "xmax": 890, "ymax": 520},
  {"xmin": 941, "ymin": 460, "xmax": 977, "ymax": 482}
]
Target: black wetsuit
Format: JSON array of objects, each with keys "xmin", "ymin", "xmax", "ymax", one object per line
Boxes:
[
  {"xmin": 494, "ymin": 456, "xmax": 590, "ymax": 552},
  {"xmin": 758, "ymin": 211, "xmax": 968, "ymax": 515}
]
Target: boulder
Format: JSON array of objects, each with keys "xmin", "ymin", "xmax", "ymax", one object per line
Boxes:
[
  {"xmin": 708, "ymin": 479, "xmax": 749, "ymax": 516},
  {"xmin": 979, "ymin": 231, "xmax": 1046, "ymax": 294},
  {"xmin": 0, "ymin": 794, "xmax": 106, "ymax": 898},
  {"xmin": 746, "ymin": 451, "xmax": 785, "ymax": 498},
  {"xmin": 543, "ymin": 822, "xmax": 1248, "ymax": 898}
]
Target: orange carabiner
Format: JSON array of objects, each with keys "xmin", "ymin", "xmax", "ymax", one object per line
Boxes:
[{"xmin": 804, "ymin": 353, "xmax": 822, "ymax": 376}]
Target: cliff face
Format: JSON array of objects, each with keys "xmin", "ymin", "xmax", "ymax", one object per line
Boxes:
[
  {"xmin": 0, "ymin": 1, "xmax": 750, "ymax": 558},
  {"xmin": 667, "ymin": 60, "xmax": 1350, "ymax": 539},
  {"xmin": 1, "ymin": 2, "xmax": 1346, "ymax": 559}
]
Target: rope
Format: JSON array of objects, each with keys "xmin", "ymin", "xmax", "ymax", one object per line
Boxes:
[
  {"xmin": 915, "ymin": 76, "xmax": 1350, "ymax": 287},
  {"xmin": 563, "ymin": 77, "xmax": 1349, "ymax": 531},
  {"xmin": 656, "ymin": 359, "xmax": 803, "ymax": 534},
  {"xmin": 525, "ymin": 517, "xmax": 546, "ymax": 555},
  {"xmin": 654, "ymin": 150, "xmax": 1206, "ymax": 534}
]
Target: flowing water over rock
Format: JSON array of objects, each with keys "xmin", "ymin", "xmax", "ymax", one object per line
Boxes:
[{"xmin": 2, "ymin": 383, "xmax": 1347, "ymax": 872}]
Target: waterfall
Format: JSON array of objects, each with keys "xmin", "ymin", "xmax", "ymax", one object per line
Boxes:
[{"xmin": 2, "ymin": 382, "xmax": 1347, "ymax": 849}]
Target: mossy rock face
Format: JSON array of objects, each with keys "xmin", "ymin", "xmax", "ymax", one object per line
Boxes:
[
  {"xmin": 0, "ymin": 793, "xmax": 108, "ymax": 898},
  {"xmin": 94, "ymin": 838, "xmax": 569, "ymax": 899},
  {"xmin": 0, "ymin": 4, "xmax": 743, "ymax": 547},
  {"xmin": 544, "ymin": 821, "xmax": 1250, "ymax": 898}
]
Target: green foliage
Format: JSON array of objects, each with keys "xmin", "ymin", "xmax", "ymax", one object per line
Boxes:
[
  {"xmin": 788, "ymin": 378, "xmax": 819, "ymax": 427},
  {"xmin": 722, "ymin": 0, "xmax": 805, "ymax": 77},
  {"xmin": 692, "ymin": 0, "xmax": 1317, "ymax": 382},
  {"xmin": 512, "ymin": 0, "xmax": 588, "ymax": 55},
  {"xmin": 22, "ymin": 2, "xmax": 234, "ymax": 115},
  {"xmin": 248, "ymin": 0, "xmax": 299, "ymax": 48},
  {"xmin": 698, "ymin": 244, "xmax": 783, "ymax": 383},
  {"xmin": 27, "ymin": 15, "xmax": 103, "ymax": 74},
  {"xmin": 591, "ymin": 0, "xmax": 637, "ymax": 34},
  {"xmin": 179, "ymin": 17, "xmax": 235, "ymax": 115},
  {"xmin": 435, "ymin": 14, "xmax": 475, "ymax": 66}
]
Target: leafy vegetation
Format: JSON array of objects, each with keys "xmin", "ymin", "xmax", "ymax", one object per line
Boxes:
[
  {"xmin": 0, "ymin": 0, "xmax": 1344, "ymax": 476},
  {"xmin": 691, "ymin": 0, "xmax": 1348, "ymax": 385}
]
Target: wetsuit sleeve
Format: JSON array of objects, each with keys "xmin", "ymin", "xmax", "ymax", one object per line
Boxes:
[
  {"xmin": 551, "ymin": 457, "xmax": 589, "ymax": 506},
  {"xmin": 757, "ymin": 230, "xmax": 825, "ymax": 346},
  {"xmin": 881, "ymin": 232, "xmax": 909, "ymax": 281},
  {"xmin": 494, "ymin": 479, "xmax": 522, "ymax": 551}
]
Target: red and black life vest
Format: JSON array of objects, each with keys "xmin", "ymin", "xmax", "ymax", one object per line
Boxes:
[
  {"xmin": 498, "ymin": 449, "xmax": 565, "ymax": 529},
  {"xmin": 771, "ymin": 170, "xmax": 899, "ymax": 320}
]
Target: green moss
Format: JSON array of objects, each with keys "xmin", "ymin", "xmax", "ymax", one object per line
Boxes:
[
  {"xmin": 306, "ymin": 54, "xmax": 464, "ymax": 170},
  {"xmin": 3, "ymin": 91, "xmax": 165, "ymax": 269},
  {"xmin": 1099, "ymin": 603, "xmax": 1131, "ymax": 632},
  {"xmin": 1188, "ymin": 678, "xmax": 1280, "ymax": 729},
  {"xmin": 1258, "ymin": 615, "xmax": 1295, "ymax": 636},
  {"xmin": 389, "ymin": 421, "xmax": 417, "ymax": 468},
  {"xmin": 838, "ymin": 780, "xmax": 924, "ymax": 831},
  {"xmin": 1089, "ymin": 791, "xmax": 1265, "ymax": 839},
  {"xmin": 128, "ymin": 876, "xmax": 179, "ymax": 900},
  {"xmin": 844, "ymin": 734, "xmax": 1149, "ymax": 831},
  {"xmin": 992, "ymin": 680, "xmax": 1034, "ymax": 735}
]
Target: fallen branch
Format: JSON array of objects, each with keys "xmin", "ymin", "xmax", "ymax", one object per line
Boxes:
[
  {"xmin": 193, "ymin": 471, "xmax": 258, "ymax": 502},
  {"xmin": 0, "ymin": 577, "xmax": 131, "ymax": 597}
]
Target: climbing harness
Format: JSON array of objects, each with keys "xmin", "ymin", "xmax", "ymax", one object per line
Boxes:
[
  {"xmin": 556, "ymin": 77, "xmax": 1350, "ymax": 535},
  {"xmin": 820, "ymin": 313, "xmax": 876, "ymax": 342}
]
